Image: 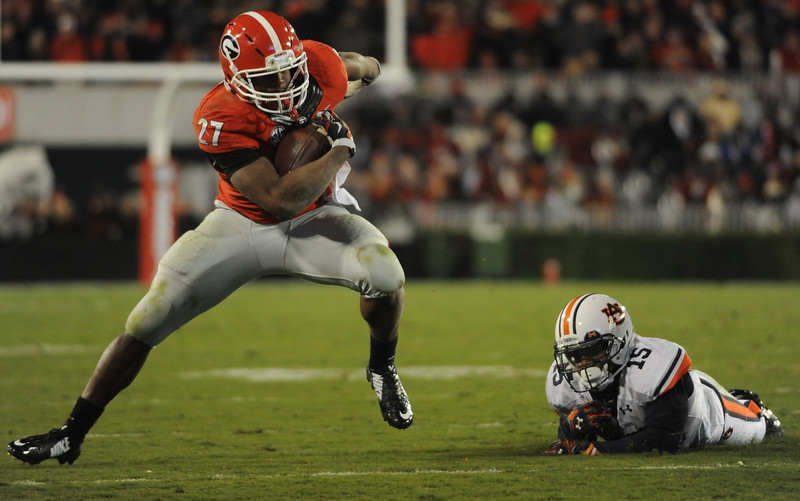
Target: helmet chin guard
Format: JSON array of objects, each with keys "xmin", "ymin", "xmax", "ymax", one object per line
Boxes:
[
  {"xmin": 579, "ymin": 365, "xmax": 608, "ymax": 388},
  {"xmin": 553, "ymin": 293, "xmax": 634, "ymax": 393}
]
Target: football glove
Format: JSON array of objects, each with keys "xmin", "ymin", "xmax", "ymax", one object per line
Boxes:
[
  {"xmin": 559, "ymin": 401, "xmax": 621, "ymax": 441},
  {"xmin": 312, "ymin": 110, "xmax": 355, "ymax": 157},
  {"xmin": 543, "ymin": 440, "xmax": 600, "ymax": 456}
]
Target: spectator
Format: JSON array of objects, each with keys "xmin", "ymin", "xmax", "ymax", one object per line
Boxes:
[
  {"xmin": 50, "ymin": 13, "xmax": 88, "ymax": 62},
  {"xmin": 652, "ymin": 26, "xmax": 695, "ymax": 72},
  {"xmin": 700, "ymin": 80, "xmax": 742, "ymax": 138},
  {"xmin": 556, "ymin": 1, "xmax": 608, "ymax": 75},
  {"xmin": 411, "ymin": 1, "xmax": 474, "ymax": 70},
  {"xmin": 771, "ymin": 31, "xmax": 800, "ymax": 73}
]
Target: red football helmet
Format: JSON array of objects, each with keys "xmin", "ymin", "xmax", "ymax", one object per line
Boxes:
[{"xmin": 219, "ymin": 11, "xmax": 309, "ymax": 116}]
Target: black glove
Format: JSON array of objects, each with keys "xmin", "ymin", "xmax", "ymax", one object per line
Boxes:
[
  {"xmin": 312, "ymin": 110, "xmax": 355, "ymax": 157},
  {"xmin": 543, "ymin": 440, "xmax": 599, "ymax": 456},
  {"xmin": 559, "ymin": 401, "xmax": 620, "ymax": 441}
]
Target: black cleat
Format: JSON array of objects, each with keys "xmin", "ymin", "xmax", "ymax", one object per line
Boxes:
[
  {"xmin": 8, "ymin": 426, "xmax": 83, "ymax": 465},
  {"xmin": 367, "ymin": 364, "xmax": 413, "ymax": 430},
  {"xmin": 729, "ymin": 388, "xmax": 783, "ymax": 438}
]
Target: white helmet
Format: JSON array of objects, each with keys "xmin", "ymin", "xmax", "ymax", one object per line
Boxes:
[{"xmin": 553, "ymin": 293, "xmax": 635, "ymax": 392}]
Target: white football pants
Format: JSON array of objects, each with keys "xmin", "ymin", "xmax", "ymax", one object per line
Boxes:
[{"xmin": 126, "ymin": 200, "xmax": 405, "ymax": 347}]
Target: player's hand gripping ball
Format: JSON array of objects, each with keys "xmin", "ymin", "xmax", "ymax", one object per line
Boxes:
[
  {"xmin": 272, "ymin": 123, "xmax": 332, "ymax": 175},
  {"xmin": 312, "ymin": 110, "xmax": 355, "ymax": 157},
  {"xmin": 559, "ymin": 401, "xmax": 617, "ymax": 441}
]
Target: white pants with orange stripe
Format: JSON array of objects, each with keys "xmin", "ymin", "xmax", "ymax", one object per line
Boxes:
[
  {"xmin": 125, "ymin": 200, "xmax": 405, "ymax": 347},
  {"xmin": 693, "ymin": 371, "xmax": 766, "ymax": 447}
]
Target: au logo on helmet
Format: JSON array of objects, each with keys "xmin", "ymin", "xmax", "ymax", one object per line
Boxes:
[
  {"xmin": 601, "ymin": 302, "xmax": 626, "ymax": 326},
  {"xmin": 221, "ymin": 34, "xmax": 240, "ymax": 61}
]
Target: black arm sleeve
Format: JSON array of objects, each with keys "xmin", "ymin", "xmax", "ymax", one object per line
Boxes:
[
  {"xmin": 207, "ymin": 148, "xmax": 262, "ymax": 178},
  {"xmin": 594, "ymin": 373, "xmax": 693, "ymax": 454}
]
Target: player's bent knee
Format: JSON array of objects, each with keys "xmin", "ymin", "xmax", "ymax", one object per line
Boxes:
[
  {"xmin": 124, "ymin": 274, "xmax": 183, "ymax": 347},
  {"xmin": 125, "ymin": 291, "xmax": 171, "ymax": 347},
  {"xmin": 358, "ymin": 243, "xmax": 405, "ymax": 296}
]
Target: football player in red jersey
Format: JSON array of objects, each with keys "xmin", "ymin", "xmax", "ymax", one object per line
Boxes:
[{"xmin": 8, "ymin": 11, "xmax": 412, "ymax": 466}]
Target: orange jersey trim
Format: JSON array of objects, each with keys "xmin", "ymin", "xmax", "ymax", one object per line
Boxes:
[
  {"xmin": 721, "ymin": 395, "xmax": 761, "ymax": 420},
  {"xmin": 659, "ymin": 351, "xmax": 692, "ymax": 395}
]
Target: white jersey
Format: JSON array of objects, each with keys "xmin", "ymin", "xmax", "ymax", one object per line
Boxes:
[{"xmin": 546, "ymin": 334, "xmax": 725, "ymax": 449}]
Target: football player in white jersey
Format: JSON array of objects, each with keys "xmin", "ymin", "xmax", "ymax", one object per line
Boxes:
[{"xmin": 544, "ymin": 293, "xmax": 782, "ymax": 455}]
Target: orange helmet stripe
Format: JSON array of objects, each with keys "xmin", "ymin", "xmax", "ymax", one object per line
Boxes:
[{"xmin": 561, "ymin": 294, "xmax": 591, "ymax": 338}]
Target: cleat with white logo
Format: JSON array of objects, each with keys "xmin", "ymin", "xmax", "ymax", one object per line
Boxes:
[
  {"xmin": 366, "ymin": 364, "xmax": 413, "ymax": 430},
  {"xmin": 7, "ymin": 426, "xmax": 83, "ymax": 465}
]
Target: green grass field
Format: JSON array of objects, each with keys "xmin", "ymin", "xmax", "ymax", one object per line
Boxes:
[{"xmin": 1, "ymin": 281, "xmax": 798, "ymax": 500}]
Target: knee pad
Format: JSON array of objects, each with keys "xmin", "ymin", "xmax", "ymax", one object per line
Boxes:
[
  {"xmin": 124, "ymin": 274, "xmax": 185, "ymax": 347},
  {"xmin": 125, "ymin": 290, "xmax": 172, "ymax": 347},
  {"xmin": 357, "ymin": 243, "xmax": 405, "ymax": 297}
]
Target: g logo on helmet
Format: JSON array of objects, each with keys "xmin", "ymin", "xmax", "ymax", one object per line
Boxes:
[{"xmin": 220, "ymin": 34, "xmax": 240, "ymax": 61}]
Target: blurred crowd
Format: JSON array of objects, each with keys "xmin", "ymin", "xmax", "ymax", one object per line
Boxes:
[
  {"xmin": 0, "ymin": 145, "xmax": 142, "ymax": 241},
  {"xmin": 2, "ymin": 0, "xmax": 800, "ymax": 240},
  {"xmin": 3, "ymin": 0, "xmax": 800, "ymax": 74},
  {"xmin": 340, "ymin": 72, "xmax": 800, "ymax": 235}
]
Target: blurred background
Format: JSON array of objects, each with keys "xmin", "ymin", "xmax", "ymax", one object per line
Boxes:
[{"xmin": 1, "ymin": 0, "xmax": 799, "ymax": 281}]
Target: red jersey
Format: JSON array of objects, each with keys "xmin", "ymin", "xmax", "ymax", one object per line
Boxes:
[{"xmin": 193, "ymin": 40, "xmax": 348, "ymax": 224}]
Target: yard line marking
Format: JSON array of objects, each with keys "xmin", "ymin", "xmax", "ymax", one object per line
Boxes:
[
  {"xmin": 312, "ymin": 469, "xmax": 504, "ymax": 476},
  {"xmin": 0, "ymin": 344, "xmax": 96, "ymax": 357},
  {"xmin": 87, "ymin": 433, "xmax": 146, "ymax": 438},
  {"xmin": 449, "ymin": 422, "xmax": 506, "ymax": 428},
  {"xmin": 85, "ymin": 478, "xmax": 161, "ymax": 485},
  {"xmin": 590, "ymin": 464, "xmax": 747, "ymax": 471},
  {"xmin": 180, "ymin": 366, "xmax": 547, "ymax": 382},
  {"xmin": 9, "ymin": 462, "xmax": 774, "ymax": 489}
]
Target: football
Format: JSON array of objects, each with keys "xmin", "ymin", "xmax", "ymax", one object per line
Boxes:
[{"xmin": 273, "ymin": 124, "xmax": 331, "ymax": 175}]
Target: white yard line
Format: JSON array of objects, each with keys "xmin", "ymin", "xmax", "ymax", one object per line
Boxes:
[
  {"xmin": 0, "ymin": 344, "xmax": 96, "ymax": 356},
  {"xmin": 10, "ymin": 462, "xmax": 763, "ymax": 489}
]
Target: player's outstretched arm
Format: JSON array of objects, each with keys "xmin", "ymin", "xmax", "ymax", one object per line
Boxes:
[
  {"xmin": 339, "ymin": 52, "xmax": 381, "ymax": 83},
  {"xmin": 340, "ymin": 52, "xmax": 381, "ymax": 98}
]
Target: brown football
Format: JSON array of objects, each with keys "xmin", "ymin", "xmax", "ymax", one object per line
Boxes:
[{"xmin": 272, "ymin": 124, "xmax": 331, "ymax": 176}]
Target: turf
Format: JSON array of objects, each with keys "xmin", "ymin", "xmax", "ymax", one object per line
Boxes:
[{"xmin": 1, "ymin": 281, "xmax": 798, "ymax": 500}]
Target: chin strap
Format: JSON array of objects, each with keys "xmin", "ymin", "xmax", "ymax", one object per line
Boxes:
[
  {"xmin": 296, "ymin": 77, "xmax": 323, "ymax": 118},
  {"xmin": 269, "ymin": 112, "xmax": 307, "ymax": 128}
]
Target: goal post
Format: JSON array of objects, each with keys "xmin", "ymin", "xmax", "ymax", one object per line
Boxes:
[{"xmin": 0, "ymin": 62, "xmax": 221, "ymax": 283}]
